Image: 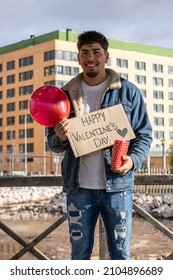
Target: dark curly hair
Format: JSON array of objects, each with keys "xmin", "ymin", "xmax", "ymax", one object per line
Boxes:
[{"xmin": 77, "ymin": 31, "xmax": 109, "ymax": 52}]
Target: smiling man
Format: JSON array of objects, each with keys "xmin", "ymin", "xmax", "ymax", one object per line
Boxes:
[
  {"xmin": 47, "ymin": 31, "xmax": 152, "ymax": 260},
  {"xmin": 78, "ymin": 42, "xmax": 109, "ymax": 83}
]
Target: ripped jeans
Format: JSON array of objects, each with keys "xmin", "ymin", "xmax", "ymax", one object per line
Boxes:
[{"xmin": 67, "ymin": 188, "xmax": 132, "ymax": 260}]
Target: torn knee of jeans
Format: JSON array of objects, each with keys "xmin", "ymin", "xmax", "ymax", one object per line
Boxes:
[
  {"xmin": 68, "ymin": 202, "xmax": 83, "ymax": 240},
  {"xmin": 114, "ymin": 211, "xmax": 127, "ymax": 250},
  {"xmin": 71, "ymin": 229, "xmax": 83, "ymax": 241},
  {"xmin": 68, "ymin": 202, "xmax": 82, "ymax": 226},
  {"xmin": 114, "ymin": 225, "xmax": 126, "ymax": 240}
]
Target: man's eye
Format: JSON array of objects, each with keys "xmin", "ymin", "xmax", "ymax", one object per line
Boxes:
[{"xmin": 94, "ymin": 51, "xmax": 100, "ymax": 55}]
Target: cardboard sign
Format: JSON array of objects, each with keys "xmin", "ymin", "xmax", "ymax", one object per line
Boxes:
[{"xmin": 67, "ymin": 104, "xmax": 136, "ymax": 157}]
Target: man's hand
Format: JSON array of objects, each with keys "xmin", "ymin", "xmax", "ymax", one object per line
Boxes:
[
  {"xmin": 113, "ymin": 155, "xmax": 134, "ymax": 175},
  {"xmin": 54, "ymin": 118, "xmax": 71, "ymax": 142}
]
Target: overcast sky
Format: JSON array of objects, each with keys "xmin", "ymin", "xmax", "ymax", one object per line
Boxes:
[{"xmin": 0, "ymin": 0, "xmax": 173, "ymax": 49}]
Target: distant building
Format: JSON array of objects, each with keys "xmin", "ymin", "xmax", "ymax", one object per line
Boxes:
[{"xmin": 0, "ymin": 29, "xmax": 173, "ymax": 174}]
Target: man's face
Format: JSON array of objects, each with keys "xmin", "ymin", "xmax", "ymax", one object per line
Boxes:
[{"xmin": 78, "ymin": 43, "xmax": 109, "ymax": 78}]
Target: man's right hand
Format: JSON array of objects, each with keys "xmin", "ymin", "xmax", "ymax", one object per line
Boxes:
[{"xmin": 54, "ymin": 118, "xmax": 71, "ymax": 142}]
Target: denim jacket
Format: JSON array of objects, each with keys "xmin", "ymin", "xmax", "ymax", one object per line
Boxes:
[{"xmin": 47, "ymin": 68, "xmax": 152, "ymax": 193}]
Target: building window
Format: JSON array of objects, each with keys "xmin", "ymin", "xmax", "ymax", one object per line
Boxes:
[
  {"xmin": 153, "ymin": 77, "xmax": 163, "ymax": 86},
  {"xmin": 7, "ymin": 102, "xmax": 15, "ymax": 112},
  {"xmin": 56, "ymin": 81, "xmax": 67, "ymax": 87},
  {"xmin": 135, "ymin": 75, "xmax": 146, "ymax": 84},
  {"xmin": 168, "ymin": 66, "xmax": 173, "ymax": 74},
  {"xmin": 19, "ymin": 128, "xmax": 34, "ymax": 138},
  {"xmin": 170, "ymin": 132, "xmax": 173, "ymax": 140},
  {"xmin": 44, "ymin": 65, "xmax": 55, "ymax": 76},
  {"xmin": 135, "ymin": 61, "xmax": 146, "ymax": 71},
  {"xmin": 0, "ymin": 132, "xmax": 2, "ymax": 140},
  {"xmin": 168, "ymin": 79, "xmax": 173, "ymax": 88},
  {"xmin": 19, "ymin": 100, "xmax": 28, "ymax": 110},
  {"xmin": 0, "ymin": 77, "xmax": 3, "ymax": 86},
  {"xmin": 19, "ymin": 85, "xmax": 33, "ymax": 96},
  {"xmin": 7, "ymin": 116, "xmax": 15, "ymax": 125},
  {"xmin": 169, "ymin": 119, "xmax": 173, "ymax": 126},
  {"xmin": 19, "ymin": 56, "xmax": 33, "ymax": 67},
  {"xmin": 0, "ymin": 64, "xmax": 2, "ymax": 72},
  {"xmin": 44, "ymin": 80, "xmax": 66, "ymax": 87},
  {"xmin": 7, "ymin": 60, "xmax": 15, "ymax": 70},
  {"xmin": 116, "ymin": 59, "xmax": 128, "ymax": 68},
  {"xmin": 169, "ymin": 105, "xmax": 173, "ymax": 113},
  {"xmin": 72, "ymin": 67, "xmax": 79, "ymax": 75},
  {"xmin": 7, "ymin": 89, "xmax": 15, "ymax": 98},
  {"xmin": 44, "ymin": 80, "xmax": 56, "ymax": 86},
  {"xmin": 7, "ymin": 144, "xmax": 14, "ymax": 153},
  {"xmin": 19, "ymin": 143, "xmax": 34, "ymax": 153},
  {"xmin": 154, "ymin": 130, "xmax": 164, "ymax": 140},
  {"xmin": 0, "ymin": 118, "xmax": 3, "ymax": 126},
  {"xmin": 56, "ymin": 50, "xmax": 78, "ymax": 61},
  {"xmin": 19, "ymin": 70, "xmax": 33, "ymax": 81},
  {"xmin": 153, "ymin": 104, "xmax": 164, "ymax": 112},
  {"xmin": 57, "ymin": 65, "xmax": 63, "ymax": 74},
  {"xmin": 169, "ymin": 92, "xmax": 173, "ymax": 100},
  {"xmin": 7, "ymin": 75, "xmax": 15, "ymax": 84},
  {"xmin": 0, "ymin": 91, "xmax": 2, "ymax": 99},
  {"xmin": 153, "ymin": 64, "xmax": 163, "ymax": 73},
  {"xmin": 153, "ymin": 90, "xmax": 163, "ymax": 99},
  {"xmin": 154, "ymin": 117, "xmax": 164, "ymax": 126},
  {"xmin": 65, "ymin": 66, "xmax": 71, "ymax": 75},
  {"xmin": 119, "ymin": 73, "xmax": 128, "ymax": 79},
  {"xmin": 63, "ymin": 51, "xmax": 71, "ymax": 60},
  {"xmin": 44, "ymin": 50, "xmax": 55, "ymax": 61},
  {"xmin": 57, "ymin": 50, "xmax": 63, "ymax": 59},
  {"xmin": 140, "ymin": 89, "xmax": 147, "ymax": 98},
  {"xmin": 0, "ymin": 104, "xmax": 3, "ymax": 113},
  {"xmin": 56, "ymin": 65, "xmax": 79, "ymax": 76},
  {"xmin": 19, "ymin": 114, "xmax": 33, "ymax": 124},
  {"xmin": 7, "ymin": 130, "xmax": 15, "ymax": 140}
]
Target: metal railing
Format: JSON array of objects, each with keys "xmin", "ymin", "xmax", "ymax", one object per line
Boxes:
[
  {"xmin": 0, "ymin": 175, "xmax": 173, "ymax": 260},
  {"xmin": 1, "ymin": 153, "xmax": 173, "ymax": 177}
]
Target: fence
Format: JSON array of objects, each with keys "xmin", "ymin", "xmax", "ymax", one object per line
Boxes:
[
  {"xmin": 0, "ymin": 154, "xmax": 64, "ymax": 176},
  {"xmin": 0, "ymin": 175, "xmax": 173, "ymax": 260},
  {"xmin": 0, "ymin": 153, "xmax": 173, "ymax": 177}
]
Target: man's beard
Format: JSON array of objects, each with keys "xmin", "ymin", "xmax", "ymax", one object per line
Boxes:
[{"xmin": 86, "ymin": 71, "xmax": 98, "ymax": 77}]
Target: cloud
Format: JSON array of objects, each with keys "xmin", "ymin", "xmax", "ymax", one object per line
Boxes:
[{"xmin": 0, "ymin": 0, "xmax": 173, "ymax": 49}]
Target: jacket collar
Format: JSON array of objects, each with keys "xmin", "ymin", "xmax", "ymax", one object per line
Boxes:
[
  {"xmin": 62, "ymin": 68, "xmax": 121, "ymax": 116},
  {"xmin": 63, "ymin": 68, "xmax": 121, "ymax": 92}
]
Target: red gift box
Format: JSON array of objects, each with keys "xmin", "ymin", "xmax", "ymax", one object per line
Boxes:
[{"xmin": 110, "ymin": 140, "xmax": 129, "ymax": 170}]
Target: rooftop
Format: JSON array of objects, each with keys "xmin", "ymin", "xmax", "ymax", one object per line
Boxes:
[{"xmin": 1, "ymin": 29, "xmax": 173, "ymax": 57}]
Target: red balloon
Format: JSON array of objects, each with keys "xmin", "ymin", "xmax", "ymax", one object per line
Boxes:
[{"xmin": 29, "ymin": 85, "xmax": 70, "ymax": 127}]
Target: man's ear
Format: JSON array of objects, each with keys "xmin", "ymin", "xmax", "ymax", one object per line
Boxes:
[
  {"xmin": 77, "ymin": 53, "xmax": 81, "ymax": 65},
  {"xmin": 105, "ymin": 51, "xmax": 109, "ymax": 64}
]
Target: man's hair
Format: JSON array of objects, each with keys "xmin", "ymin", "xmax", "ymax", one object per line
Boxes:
[{"xmin": 77, "ymin": 31, "xmax": 109, "ymax": 52}]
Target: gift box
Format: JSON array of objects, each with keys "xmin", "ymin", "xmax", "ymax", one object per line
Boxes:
[{"xmin": 110, "ymin": 140, "xmax": 129, "ymax": 170}]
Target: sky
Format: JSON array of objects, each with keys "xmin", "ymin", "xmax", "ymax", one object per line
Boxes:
[{"xmin": 0, "ymin": 0, "xmax": 173, "ymax": 49}]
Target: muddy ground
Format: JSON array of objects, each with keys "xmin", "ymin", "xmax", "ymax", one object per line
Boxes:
[{"xmin": 0, "ymin": 215, "xmax": 172, "ymax": 260}]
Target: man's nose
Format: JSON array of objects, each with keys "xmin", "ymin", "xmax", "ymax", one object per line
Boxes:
[{"xmin": 87, "ymin": 52, "xmax": 95, "ymax": 60}]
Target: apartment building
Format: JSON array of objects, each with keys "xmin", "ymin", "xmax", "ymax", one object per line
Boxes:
[{"xmin": 0, "ymin": 29, "xmax": 173, "ymax": 175}]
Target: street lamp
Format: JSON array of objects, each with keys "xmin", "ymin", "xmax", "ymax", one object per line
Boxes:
[
  {"xmin": 24, "ymin": 115, "xmax": 27, "ymax": 176},
  {"xmin": 161, "ymin": 138, "xmax": 166, "ymax": 172},
  {"xmin": 4, "ymin": 127, "xmax": 15, "ymax": 176}
]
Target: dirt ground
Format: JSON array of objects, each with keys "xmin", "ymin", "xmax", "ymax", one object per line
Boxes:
[{"xmin": 0, "ymin": 215, "xmax": 172, "ymax": 260}]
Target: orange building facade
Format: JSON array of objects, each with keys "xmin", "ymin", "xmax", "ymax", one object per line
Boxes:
[{"xmin": 1, "ymin": 29, "xmax": 173, "ymax": 175}]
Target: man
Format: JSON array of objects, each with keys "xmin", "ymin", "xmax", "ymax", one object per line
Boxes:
[{"xmin": 47, "ymin": 31, "xmax": 152, "ymax": 260}]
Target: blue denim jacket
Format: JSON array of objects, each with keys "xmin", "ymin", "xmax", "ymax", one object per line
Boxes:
[{"xmin": 47, "ymin": 69, "xmax": 152, "ymax": 194}]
